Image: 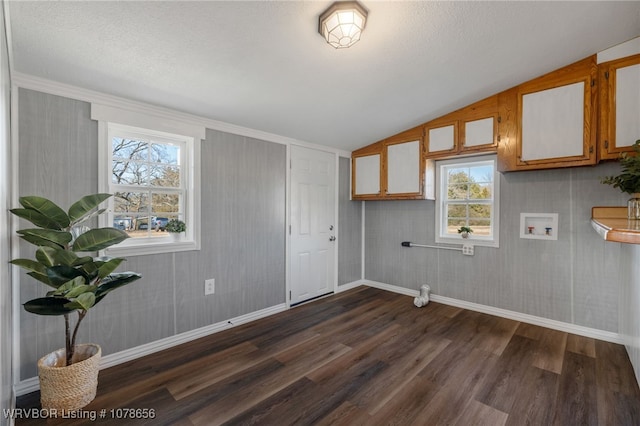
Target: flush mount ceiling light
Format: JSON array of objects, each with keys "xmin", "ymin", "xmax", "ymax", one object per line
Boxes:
[{"xmin": 318, "ymin": 1, "xmax": 368, "ymax": 49}]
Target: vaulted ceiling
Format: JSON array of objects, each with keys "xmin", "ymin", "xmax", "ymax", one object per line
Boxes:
[{"xmin": 7, "ymin": 1, "xmax": 640, "ymax": 151}]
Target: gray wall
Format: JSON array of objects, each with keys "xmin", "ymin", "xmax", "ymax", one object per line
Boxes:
[
  {"xmin": 18, "ymin": 89, "xmax": 99, "ymax": 379},
  {"xmin": 619, "ymin": 243, "xmax": 640, "ymax": 385},
  {"xmin": 17, "ymin": 89, "xmax": 287, "ymax": 379},
  {"xmin": 338, "ymin": 156, "xmax": 361, "ymax": 285},
  {"xmin": 365, "ymin": 163, "xmax": 628, "ymax": 333},
  {"xmin": 0, "ymin": 3, "xmax": 13, "ymax": 422}
]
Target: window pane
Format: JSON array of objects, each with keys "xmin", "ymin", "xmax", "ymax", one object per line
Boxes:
[
  {"xmin": 447, "ymin": 168, "xmax": 471, "ymax": 184},
  {"xmin": 111, "ymin": 214, "xmax": 152, "ymax": 238},
  {"xmin": 151, "ymin": 192, "xmax": 180, "ymax": 214},
  {"xmin": 151, "ymin": 143, "xmax": 180, "ymax": 165},
  {"xmin": 469, "ymin": 219, "xmax": 491, "ymax": 236},
  {"xmin": 447, "ymin": 204, "xmax": 467, "ymax": 218},
  {"xmin": 113, "ymin": 215, "xmax": 133, "ymax": 231},
  {"xmin": 469, "ymin": 204, "xmax": 491, "ymax": 219},
  {"xmin": 469, "ymin": 165, "xmax": 493, "ymax": 183},
  {"xmin": 447, "ymin": 218, "xmax": 467, "ymax": 235},
  {"xmin": 112, "ymin": 138, "xmax": 148, "ymax": 161},
  {"xmin": 133, "ymin": 215, "xmax": 152, "ymax": 234},
  {"xmin": 112, "ymin": 161, "xmax": 148, "ymax": 185},
  {"xmin": 114, "ymin": 192, "xmax": 149, "ymax": 214},
  {"xmin": 470, "ymin": 183, "xmax": 492, "ymax": 200},
  {"xmin": 448, "ymin": 167, "xmax": 469, "ymax": 181},
  {"xmin": 149, "ymin": 165, "xmax": 180, "ymax": 188},
  {"xmin": 447, "ymin": 183, "xmax": 468, "ymax": 200}
]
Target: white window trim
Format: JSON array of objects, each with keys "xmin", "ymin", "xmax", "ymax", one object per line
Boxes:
[
  {"xmin": 93, "ymin": 104, "xmax": 202, "ymax": 256},
  {"xmin": 435, "ymin": 154, "xmax": 500, "ymax": 248}
]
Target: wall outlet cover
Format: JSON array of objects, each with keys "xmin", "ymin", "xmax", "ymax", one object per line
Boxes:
[{"xmin": 205, "ymin": 279, "xmax": 215, "ymax": 295}]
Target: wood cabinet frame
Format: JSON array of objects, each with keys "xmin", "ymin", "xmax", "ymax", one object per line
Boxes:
[
  {"xmin": 459, "ymin": 114, "xmax": 499, "ymax": 153},
  {"xmin": 599, "ymin": 53, "xmax": 640, "ymax": 160},
  {"xmin": 512, "ymin": 55, "xmax": 597, "ymax": 170},
  {"xmin": 351, "ymin": 127, "xmax": 425, "ymax": 200},
  {"xmin": 424, "ymin": 120, "xmax": 459, "ymax": 158},
  {"xmin": 351, "ymin": 141, "xmax": 383, "ymax": 199},
  {"xmin": 353, "ymin": 52, "xmax": 615, "ymax": 182},
  {"xmin": 424, "ymin": 95, "xmax": 499, "ymax": 159},
  {"xmin": 382, "ymin": 126, "xmax": 425, "ymax": 199}
]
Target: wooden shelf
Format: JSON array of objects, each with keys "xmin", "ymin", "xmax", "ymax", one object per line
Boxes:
[{"xmin": 591, "ymin": 207, "xmax": 640, "ymax": 244}]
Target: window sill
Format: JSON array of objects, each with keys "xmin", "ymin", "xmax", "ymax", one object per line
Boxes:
[
  {"xmin": 103, "ymin": 239, "xmax": 199, "ymax": 257},
  {"xmin": 435, "ymin": 236, "xmax": 499, "ymax": 248}
]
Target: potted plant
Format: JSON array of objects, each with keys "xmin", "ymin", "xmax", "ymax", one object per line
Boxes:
[
  {"xmin": 457, "ymin": 226, "xmax": 473, "ymax": 238},
  {"xmin": 10, "ymin": 193, "xmax": 141, "ymax": 411},
  {"xmin": 601, "ymin": 140, "xmax": 640, "ymax": 219},
  {"xmin": 165, "ymin": 218, "xmax": 186, "ymax": 240}
]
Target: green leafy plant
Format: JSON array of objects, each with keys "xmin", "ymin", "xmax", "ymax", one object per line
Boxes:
[
  {"xmin": 601, "ymin": 140, "xmax": 640, "ymax": 194},
  {"xmin": 10, "ymin": 193, "xmax": 141, "ymax": 365},
  {"xmin": 457, "ymin": 226, "xmax": 473, "ymax": 234},
  {"xmin": 165, "ymin": 219, "xmax": 186, "ymax": 233}
]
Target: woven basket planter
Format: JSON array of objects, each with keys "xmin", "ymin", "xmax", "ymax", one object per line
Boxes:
[{"xmin": 37, "ymin": 343, "xmax": 101, "ymax": 411}]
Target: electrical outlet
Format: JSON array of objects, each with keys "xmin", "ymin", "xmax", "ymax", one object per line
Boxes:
[
  {"xmin": 204, "ymin": 279, "xmax": 215, "ymax": 295},
  {"xmin": 462, "ymin": 244, "xmax": 474, "ymax": 256}
]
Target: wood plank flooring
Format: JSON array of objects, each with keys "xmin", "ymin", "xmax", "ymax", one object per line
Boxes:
[{"xmin": 16, "ymin": 287, "xmax": 640, "ymax": 425}]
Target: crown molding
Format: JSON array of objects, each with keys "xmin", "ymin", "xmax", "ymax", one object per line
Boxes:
[{"xmin": 12, "ymin": 72, "xmax": 352, "ymax": 157}]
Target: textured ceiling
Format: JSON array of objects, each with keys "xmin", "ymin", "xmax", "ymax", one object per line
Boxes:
[{"xmin": 7, "ymin": 1, "xmax": 640, "ymax": 151}]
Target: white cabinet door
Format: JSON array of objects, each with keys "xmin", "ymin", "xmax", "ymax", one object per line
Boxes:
[
  {"xmin": 615, "ymin": 63, "xmax": 640, "ymax": 148},
  {"xmin": 428, "ymin": 125, "xmax": 455, "ymax": 153},
  {"xmin": 464, "ymin": 117, "xmax": 494, "ymax": 148},
  {"xmin": 521, "ymin": 81, "xmax": 585, "ymax": 161},
  {"xmin": 386, "ymin": 140, "xmax": 420, "ymax": 194},
  {"xmin": 353, "ymin": 154, "xmax": 380, "ymax": 195}
]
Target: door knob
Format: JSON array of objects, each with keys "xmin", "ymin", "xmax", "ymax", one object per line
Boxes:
[
  {"xmin": 329, "ymin": 236, "xmax": 336, "ymax": 242},
  {"xmin": 329, "ymin": 225, "xmax": 334, "ymax": 231}
]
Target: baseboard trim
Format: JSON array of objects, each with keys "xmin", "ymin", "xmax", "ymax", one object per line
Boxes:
[
  {"xmin": 362, "ymin": 280, "xmax": 623, "ymax": 344},
  {"xmin": 335, "ymin": 280, "xmax": 364, "ymax": 293},
  {"xmin": 14, "ymin": 303, "xmax": 288, "ymax": 396},
  {"xmin": 364, "ymin": 280, "xmax": 420, "ymax": 298}
]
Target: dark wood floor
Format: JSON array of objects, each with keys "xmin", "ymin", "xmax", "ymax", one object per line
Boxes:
[{"xmin": 17, "ymin": 287, "xmax": 640, "ymax": 425}]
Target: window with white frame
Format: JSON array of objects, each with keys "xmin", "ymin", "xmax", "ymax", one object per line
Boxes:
[
  {"xmin": 95, "ymin": 116, "xmax": 201, "ymax": 256},
  {"xmin": 435, "ymin": 155, "xmax": 499, "ymax": 247}
]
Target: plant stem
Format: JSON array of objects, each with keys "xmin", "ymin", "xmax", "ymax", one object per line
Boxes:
[
  {"xmin": 68, "ymin": 310, "xmax": 87, "ymax": 364},
  {"xmin": 64, "ymin": 314, "xmax": 72, "ymax": 366}
]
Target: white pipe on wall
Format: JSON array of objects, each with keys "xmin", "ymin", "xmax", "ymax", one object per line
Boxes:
[{"xmin": 402, "ymin": 241, "xmax": 463, "ymax": 252}]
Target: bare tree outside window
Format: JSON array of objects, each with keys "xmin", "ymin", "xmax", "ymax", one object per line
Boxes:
[{"xmin": 111, "ymin": 137, "xmax": 183, "ymax": 237}]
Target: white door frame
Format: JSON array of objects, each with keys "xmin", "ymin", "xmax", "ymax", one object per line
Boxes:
[{"xmin": 285, "ymin": 144, "xmax": 342, "ymax": 308}]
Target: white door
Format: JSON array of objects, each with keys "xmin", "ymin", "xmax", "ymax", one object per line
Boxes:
[{"xmin": 290, "ymin": 145, "xmax": 336, "ymax": 305}]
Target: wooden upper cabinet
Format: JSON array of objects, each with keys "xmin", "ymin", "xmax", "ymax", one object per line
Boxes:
[
  {"xmin": 424, "ymin": 119, "xmax": 458, "ymax": 157},
  {"xmin": 599, "ymin": 54, "xmax": 640, "ymax": 160},
  {"xmin": 352, "ymin": 141, "xmax": 383, "ymax": 199},
  {"xmin": 352, "ymin": 53, "xmax": 613, "ymax": 187},
  {"xmin": 351, "ymin": 127, "xmax": 424, "ymax": 200},
  {"xmin": 503, "ymin": 55, "xmax": 598, "ymax": 171},
  {"xmin": 384, "ymin": 127, "xmax": 424, "ymax": 198},
  {"xmin": 424, "ymin": 95, "xmax": 498, "ymax": 158}
]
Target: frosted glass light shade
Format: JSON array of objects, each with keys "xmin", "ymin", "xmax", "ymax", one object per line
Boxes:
[{"xmin": 318, "ymin": 1, "xmax": 368, "ymax": 49}]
